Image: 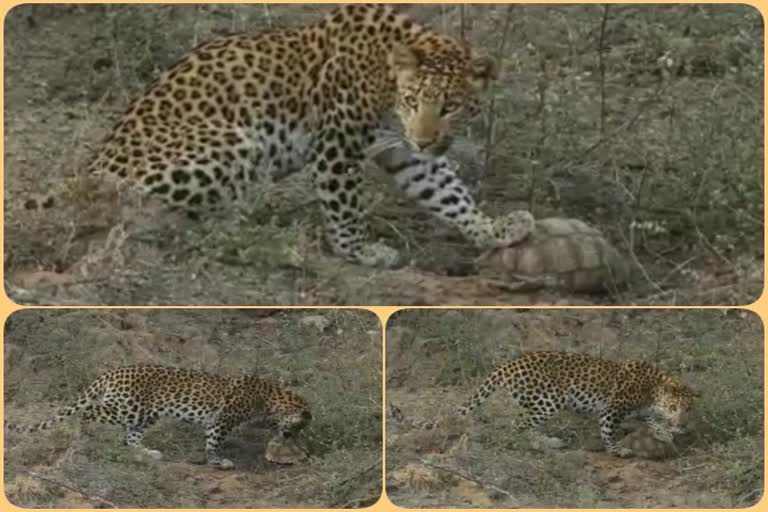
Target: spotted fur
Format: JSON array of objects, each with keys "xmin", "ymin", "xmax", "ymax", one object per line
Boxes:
[
  {"xmin": 365, "ymin": 135, "xmax": 534, "ymax": 248},
  {"xmin": 25, "ymin": 4, "xmax": 500, "ymax": 267},
  {"xmin": 458, "ymin": 351, "xmax": 694, "ymax": 457},
  {"xmin": 6, "ymin": 365, "xmax": 311, "ymax": 469}
]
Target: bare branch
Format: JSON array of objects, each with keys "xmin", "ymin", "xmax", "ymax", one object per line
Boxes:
[
  {"xmin": 480, "ymin": 5, "xmax": 516, "ymax": 190},
  {"xmin": 458, "ymin": 4, "xmax": 468, "ymax": 43},
  {"xmin": 597, "ymin": 4, "xmax": 611, "ymax": 137}
]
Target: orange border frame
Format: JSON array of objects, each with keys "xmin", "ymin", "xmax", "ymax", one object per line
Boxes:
[{"xmin": 0, "ymin": 2, "xmax": 765, "ymax": 511}]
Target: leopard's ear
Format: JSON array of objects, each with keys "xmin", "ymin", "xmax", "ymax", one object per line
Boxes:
[
  {"xmin": 661, "ymin": 379, "xmax": 686, "ymax": 393},
  {"xmin": 469, "ymin": 55, "xmax": 498, "ymax": 91},
  {"xmin": 391, "ymin": 42, "xmax": 421, "ymax": 71}
]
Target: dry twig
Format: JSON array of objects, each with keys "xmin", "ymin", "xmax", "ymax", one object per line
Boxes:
[
  {"xmin": 480, "ymin": 5, "xmax": 517, "ymax": 189},
  {"xmin": 20, "ymin": 470, "xmax": 119, "ymax": 508},
  {"xmin": 422, "ymin": 461, "xmax": 519, "ymax": 506},
  {"xmin": 597, "ymin": 4, "xmax": 611, "ymax": 136}
]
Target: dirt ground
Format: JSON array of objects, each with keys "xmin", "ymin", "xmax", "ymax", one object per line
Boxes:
[
  {"xmin": 385, "ymin": 309, "xmax": 763, "ymax": 508},
  {"xmin": 3, "ymin": 4, "xmax": 763, "ymax": 306},
  {"xmin": 4, "ymin": 309, "xmax": 382, "ymax": 508}
]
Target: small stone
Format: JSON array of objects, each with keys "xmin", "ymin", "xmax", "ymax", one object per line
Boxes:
[{"xmin": 299, "ymin": 315, "xmax": 330, "ymax": 332}]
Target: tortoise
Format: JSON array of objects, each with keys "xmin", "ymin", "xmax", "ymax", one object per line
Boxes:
[
  {"xmin": 265, "ymin": 435, "xmax": 309, "ymax": 465},
  {"xmin": 616, "ymin": 425, "xmax": 685, "ymax": 460},
  {"xmin": 475, "ymin": 217, "xmax": 630, "ymax": 293}
]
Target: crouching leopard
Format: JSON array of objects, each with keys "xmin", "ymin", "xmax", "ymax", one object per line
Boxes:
[
  {"xmin": 24, "ymin": 4, "xmax": 530, "ymax": 267},
  {"xmin": 5, "ymin": 365, "xmax": 312, "ymax": 469},
  {"xmin": 458, "ymin": 351, "xmax": 695, "ymax": 457}
]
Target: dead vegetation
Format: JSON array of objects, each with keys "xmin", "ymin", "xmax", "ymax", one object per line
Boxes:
[
  {"xmin": 4, "ymin": 4, "xmax": 763, "ymax": 306},
  {"xmin": 4, "ymin": 309, "xmax": 382, "ymax": 508},
  {"xmin": 385, "ymin": 309, "xmax": 763, "ymax": 508}
]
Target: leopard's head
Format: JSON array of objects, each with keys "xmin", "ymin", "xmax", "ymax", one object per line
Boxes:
[
  {"xmin": 390, "ymin": 39, "xmax": 497, "ymax": 156},
  {"xmin": 268, "ymin": 387, "xmax": 312, "ymax": 436},
  {"xmin": 654, "ymin": 378, "xmax": 696, "ymax": 432}
]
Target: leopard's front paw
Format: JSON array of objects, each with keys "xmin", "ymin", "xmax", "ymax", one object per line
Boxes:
[
  {"xmin": 609, "ymin": 446, "xmax": 634, "ymax": 458},
  {"xmin": 208, "ymin": 457, "xmax": 235, "ymax": 470},
  {"xmin": 492, "ymin": 210, "xmax": 535, "ymax": 247},
  {"xmin": 647, "ymin": 422, "xmax": 676, "ymax": 443},
  {"xmin": 530, "ymin": 432, "xmax": 567, "ymax": 450},
  {"xmin": 354, "ymin": 242, "xmax": 400, "ymax": 268},
  {"xmin": 141, "ymin": 448, "xmax": 163, "ymax": 460},
  {"xmin": 217, "ymin": 458, "xmax": 236, "ymax": 470}
]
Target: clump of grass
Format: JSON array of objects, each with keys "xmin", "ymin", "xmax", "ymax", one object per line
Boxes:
[
  {"xmin": 201, "ymin": 221, "xmax": 310, "ymax": 270},
  {"xmin": 689, "ymin": 436, "xmax": 764, "ymax": 507}
]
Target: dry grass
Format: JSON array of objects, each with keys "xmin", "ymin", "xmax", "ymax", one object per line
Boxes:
[
  {"xmin": 385, "ymin": 309, "xmax": 763, "ymax": 508},
  {"xmin": 4, "ymin": 309, "xmax": 382, "ymax": 508},
  {"xmin": 4, "ymin": 4, "xmax": 763, "ymax": 306}
]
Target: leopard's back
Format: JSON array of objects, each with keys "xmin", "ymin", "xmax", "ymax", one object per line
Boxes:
[
  {"xmin": 458, "ymin": 351, "xmax": 659, "ymax": 417},
  {"xmin": 100, "ymin": 365, "xmax": 232, "ymax": 417}
]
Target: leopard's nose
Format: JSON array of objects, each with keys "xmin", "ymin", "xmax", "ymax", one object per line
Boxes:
[{"xmin": 412, "ymin": 139, "xmax": 433, "ymax": 151}]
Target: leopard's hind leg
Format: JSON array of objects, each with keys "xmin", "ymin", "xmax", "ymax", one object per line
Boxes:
[
  {"xmin": 91, "ymin": 391, "xmax": 162, "ymax": 460},
  {"xmin": 120, "ymin": 409, "xmax": 163, "ymax": 460},
  {"xmin": 204, "ymin": 420, "xmax": 236, "ymax": 470},
  {"xmin": 515, "ymin": 399, "xmax": 567, "ymax": 450}
]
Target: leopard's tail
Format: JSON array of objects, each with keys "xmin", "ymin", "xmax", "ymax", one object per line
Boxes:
[
  {"xmin": 458, "ymin": 365, "xmax": 506, "ymax": 416},
  {"xmin": 5, "ymin": 378, "xmax": 105, "ymax": 435},
  {"xmin": 22, "ymin": 193, "xmax": 58, "ymax": 211},
  {"xmin": 4, "ymin": 405, "xmax": 78, "ymax": 434},
  {"xmin": 19, "ymin": 155, "xmax": 105, "ymax": 213}
]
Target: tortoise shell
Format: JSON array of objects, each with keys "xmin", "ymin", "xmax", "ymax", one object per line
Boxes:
[{"xmin": 476, "ymin": 218, "xmax": 630, "ymax": 293}]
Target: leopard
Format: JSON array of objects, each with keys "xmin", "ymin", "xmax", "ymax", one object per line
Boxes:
[
  {"xmin": 22, "ymin": 4, "xmax": 522, "ymax": 268},
  {"xmin": 5, "ymin": 365, "xmax": 312, "ymax": 469},
  {"xmin": 458, "ymin": 351, "xmax": 695, "ymax": 457}
]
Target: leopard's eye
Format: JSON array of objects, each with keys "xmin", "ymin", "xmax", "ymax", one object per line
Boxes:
[
  {"xmin": 441, "ymin": 102, "xmax": 460, "ymax": 116},
  {"xmin": 403, "ymin": 95, "xmax": 418, "ymax": 109}
]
